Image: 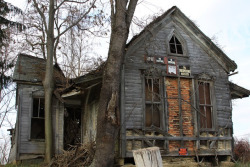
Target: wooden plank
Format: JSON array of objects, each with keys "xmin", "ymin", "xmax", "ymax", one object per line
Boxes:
[
  {"xmin": 133, "ymin": 147, "xmax": 163, "ymax": 167},
  {"xmin": 19, "ymin": 141, "xmax": 45, "ymax": 154},
  {"xmin": 126, "ymin": 136, "xmax": 232, "ymax": 141},
  {"xmin": 126, "ymin": 149, "xmax": 232, "ymax": 157},
  {"xmin": 178, "ymin": 77, "xmax": 184, "ymax": 147},
  {"xmin": 120, "ymin": 65, "xmax": 126, "ymax": 158}
]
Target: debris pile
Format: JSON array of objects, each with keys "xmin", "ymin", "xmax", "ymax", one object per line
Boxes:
[{"xmin": 50, "ymin": 142, "xmax": 95, "ymax": 167}]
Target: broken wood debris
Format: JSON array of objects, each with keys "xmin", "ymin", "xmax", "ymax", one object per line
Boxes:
[{"xmin": 48, "ymin": 142, "xmax": 95, "ymax": 167}]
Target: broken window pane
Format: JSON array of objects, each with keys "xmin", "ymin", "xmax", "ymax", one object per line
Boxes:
[
  {"xmin": 170, "ymin": 44, "xmax": 176, "ymax": 53},
  {"xmin": 169, "ymin": 35, "xmax": 183, "ymax": 55},
  {"xmin": 145, "ymin": 78, "xmax": 161, "ymax": 128},
  {"xmin": 32, "ymin": 98, "xmax": 39, "ymax": 117},
  {"xmin": 175, "ymin": 37, "xmax": 181, "ymax": 44},
  {"xmin": 31, "ymin": 118, "xmax": 45, "ymax": 139},
  {"xmin": 31, "ymin": 98, "xmax": 45, "ymax": 139},
  {"xmin": 176, "ymin": 44, "xmax": 183, "ymax": 54},
  {"xmin": 169, "ymin": 36, "xmax": 175, "ymax": 43}
]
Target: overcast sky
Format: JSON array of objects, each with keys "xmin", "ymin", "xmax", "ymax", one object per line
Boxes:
[{"xmin": 4, "ymin": 0, "xmax": 250, "ymax": 139}]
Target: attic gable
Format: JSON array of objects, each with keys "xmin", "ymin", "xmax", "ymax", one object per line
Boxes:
[
  {"xmin": 13, "ymin": 54, "xmax": 66, "ymax": 86},
  {"xmin": 13, "ymin": 54, "xmax": 46, "ymax": 83},
  {"xmin": 126, "ymin": 6, "xmax": 237, "ymax": 73}
]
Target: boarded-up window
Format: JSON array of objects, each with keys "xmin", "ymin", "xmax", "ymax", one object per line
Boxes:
[
  {"xmin": 31, "ymin": 98, "xmax": 45, "ymax": 139},
  {"xmin": 198, "ymin": 82, "xmax": 212, "ymax": 129},
  {"xmin": 169, "ymin": 35, "xmax": 183, "ymax": 54},
  {"xmin": 145, "ymin": 78, "xmax": 161, "ymax": 128}
]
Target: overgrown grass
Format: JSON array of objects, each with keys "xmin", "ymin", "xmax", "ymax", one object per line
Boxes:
[
  {"xmin": 3, "ymin": 164, "xmax": 40, "ymax": 167},
  {"xmin": 234, "ymin": 162, "xmax": 250, "ymax": 167}
]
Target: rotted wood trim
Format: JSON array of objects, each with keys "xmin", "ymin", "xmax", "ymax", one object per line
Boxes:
[
  {"xmin": 126, "ymin": 149, "xmax": 232, "ymax": 157},
  {"xmin": 126, "ymin": 136, "xmax": 232, "ymax": 141},
  {"xmin": 120, "ymin": 65, "xmax": 126, "ymax": 158},
  {"xmin": 141, "ymin": 73, "xmax": 146, "ymax": 130},
  {"xmin": 191, "ymin": 79, "xmax": 199, "ymax": 150},
  {"xmin": 16, "ymin": 93, "xmax": 22, "ymax": 160},
  {"xmin": 81, "ymin": 88, "xmax": 91, "ymax": 144},
  {"xmin": 133, "ymin": 129, "xmax": 153, "ymax": 147},
  {"xmin": 163, "ymin": 74, "xmax": 194, "ymax": 79},
  {"xmin": 163, "ymin": 77, "xmax": 169, "ymax": 152},
  {"xmin": 177, "ymin": 77, "xmax": 184, "ymax": 147}
]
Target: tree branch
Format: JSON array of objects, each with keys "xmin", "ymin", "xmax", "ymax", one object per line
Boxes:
[
  {"xmin": 32, "ymin": 0, "xmax": 48, "ymax": 33},
  {"xmin": 110, "ymin": 0, "xmax": 115, "ymax": 29},
  {"xmin": 55, "ymin": 0, "xmax": 97, "ymax": 41},
  {"xmin": 55, "ymin": 0, "xmax": 90, "ymax": 11},
  {"xmin": 126, "ymin": 0, "xmax": 138, "ymax": 27}
]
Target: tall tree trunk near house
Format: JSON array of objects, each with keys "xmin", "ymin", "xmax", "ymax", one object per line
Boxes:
[
  {"xmin": 43, "ymin": 0, "xmax": 55, "ymax": 163},
  {"xmin": 93, "ymin": 0, "xmax": 138, "ymax": 166},
  {"xmin": 29, "ymin": 0, "xmax": 98, "ymax": 163}
]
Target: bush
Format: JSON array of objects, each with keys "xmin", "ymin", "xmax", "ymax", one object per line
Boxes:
[{"xmin": 234, "ymin": 138, "xmax": 250, "ymax": 163}]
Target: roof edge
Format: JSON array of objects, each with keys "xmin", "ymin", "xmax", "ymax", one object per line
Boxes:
[
  {"xmin": 229, "ymin": 82, "xmax": 250, "ymax": 99},
  {"xmin": 173, "ymin": 8, "xmax": 237, "ymax": 72}
]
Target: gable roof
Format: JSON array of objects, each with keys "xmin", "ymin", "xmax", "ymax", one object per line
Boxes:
[
  {"xmin": 126, "ymin": 6, "xmax": 237, "ymax": 73},
  {"xmin": 13, "ymin": 53, "xmax": 65, "ymax": 85}
]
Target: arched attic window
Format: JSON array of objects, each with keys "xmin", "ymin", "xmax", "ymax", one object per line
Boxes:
[
  {"xmin": 166, "ymin": 30, "xmax": 187, "ymax": 57},
  {"xmin": 169, "ymin": 35, "xmax": 183, "ymax": 54}
]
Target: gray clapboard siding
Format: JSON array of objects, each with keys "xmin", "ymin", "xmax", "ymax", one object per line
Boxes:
[
  {"xmin": 17, "ymin": 83, "xmax": 64, "ymax": 155},
  {"xmin": 20, "ymin": 142, "xmax": 45, "ymax": 153},
  {"xmin": 123, "ymin": 19, "xmax": 232, "ymax": 134}
]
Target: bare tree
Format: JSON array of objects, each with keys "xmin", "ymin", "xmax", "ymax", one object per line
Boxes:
[
  {"xmin": 0, "ymin": 130, "xmax": 11, "ymax": 164},
  {"xmin": 25, "ymin": 0, "xmax": 105, "ymax": 163},
  {"xmin": 58, "ymin": 9, "xmax": 107, "ymax": 78},
  {"xmin": 93, "ymin": 0, "xmax": 138, "ymax": 166}
]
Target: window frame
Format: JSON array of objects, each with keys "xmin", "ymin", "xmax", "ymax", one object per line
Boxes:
[
  {"xmin": 30, "ymin": 97, "xmax": 45, "ymax": 140},
  {"xmin": 166, "ymin": 29, "xmax": 188, "ymax": 57},
  {"xmin": 196, "ymin": 80, "xmax": 217, "ymax": 131},
  {"xmin": 142, "ymin": 76, "xmax": 165, "ymax": 130},
  {"xmin": 169, "ymin": 35, "xmax": 183, "ymax": 55}
]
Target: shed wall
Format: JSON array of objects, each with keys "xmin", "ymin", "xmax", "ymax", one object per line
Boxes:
[{"xmin": 16, "ymin": 84, "xmax": 64, "ymax": 160}]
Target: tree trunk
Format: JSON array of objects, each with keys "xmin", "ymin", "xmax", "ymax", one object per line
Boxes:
[
  {"xmin": 93, "ymin": 0, "xmax": 138, "ymax": 166},
  {"xmin": 43, "ymin": 0, "xmax": 55, "ymax": 163}
]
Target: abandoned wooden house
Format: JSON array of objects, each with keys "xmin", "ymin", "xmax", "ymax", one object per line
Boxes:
[{"xmin": 9, "ymin": 6, "xmax": 250, "ymax": 165}]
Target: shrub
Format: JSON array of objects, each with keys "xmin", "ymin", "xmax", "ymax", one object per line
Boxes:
[{"xmin": 234, "ymin": 138, "xmax": 250, "ymax": 163}]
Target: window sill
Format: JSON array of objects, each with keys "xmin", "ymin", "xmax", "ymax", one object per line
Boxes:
[
  {"xmin": 199, "ymin": 129, "xmax": 216, "ymax": 132},
  {"xmin": 163, "ymin": 74, "xmax": 194, "ymax": 79},
  {"xmin": 29, "ymin": 139, "xmax": 45, "ymax": 142},
  {"xmin": 145, "ymin": 101, "xmax": 161, "ymax": 104},
  {"xmin": 167, "ymin": 53, "xmax": 188, "ymax": 57}
]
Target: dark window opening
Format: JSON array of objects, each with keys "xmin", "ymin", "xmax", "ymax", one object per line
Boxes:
[
  {"xmin": 145, "ymin": 78, "xmax": 162, "ymax": 128},
  {"xmin": 31, "ymin": 98, "xmax": 45, "ymax": 139},
  {"xmin": 169, "ymin": 35, "xmax": 183, "ymax": 54},
  {"xmin": 198, "ymin": 82, "xmax": 213, "ymax": 129}
]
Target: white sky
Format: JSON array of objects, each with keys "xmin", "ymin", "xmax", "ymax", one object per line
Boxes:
[{"xmin": 4, "ymin": 0, "xmax": 250, "ymax": 139}]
